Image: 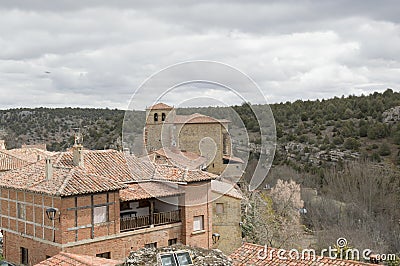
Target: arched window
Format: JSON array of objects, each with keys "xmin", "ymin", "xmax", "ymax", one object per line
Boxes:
[
  {"xmin": 161, "ymin": 113, "xmax": 166, "ymax": 121},
  {"xmin": 154, "ymin": 113, "xmax": 158, "ymax": 122}
]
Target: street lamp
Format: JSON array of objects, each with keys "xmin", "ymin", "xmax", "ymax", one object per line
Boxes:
[
  {"xmin": 212, "ymin": 233, "xmax": 220, "ymax": 244},
  {"xmin": 46, "ymin": 207, "xmax": 59, "ymax": 221}
]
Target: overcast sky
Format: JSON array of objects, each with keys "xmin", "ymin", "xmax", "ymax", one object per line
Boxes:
[{"xmin": 1, "ymin": 0, "xmax": 399, "ymax": 110}]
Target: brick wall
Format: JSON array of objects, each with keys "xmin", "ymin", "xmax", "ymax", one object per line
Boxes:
[{"xmin": 179, "ymin": 181, "xmax": 212, "ymax": 249}]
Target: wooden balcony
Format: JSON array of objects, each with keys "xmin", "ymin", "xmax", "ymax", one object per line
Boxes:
[{"xmin": 120, "ymin": 209, "xmax": 181, "ymax": 232}]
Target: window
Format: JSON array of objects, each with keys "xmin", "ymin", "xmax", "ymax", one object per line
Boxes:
[
  {"xmin": 162, "ymin": 112, "xmax": 166, "ymax": 121},
  {"xmin": 159, "ymin": 252, "xmax": 193, "ymax": 266},
  {"xmin": 176, "ymin": 251, "xmax": 193, "ymax": 265},
  {"xmin": 94, "ymin": 206, "xmax": 108, "ymax": 224},
  {"xmin": 168, "ymin": 238, "xmax": 178, "ymax": 246},
  {"xmin": 193, "ymin": 215, "xmax": 204, "ymax": 232},
  {"xmin": 160, "ymin": 253, "xmax": 177, "ymax": 266},
  {"xmin": 145, "ymin": 242, "xmax": 157, "ymax": 248},
  {"xmin": 216, "ymin": 203, "xmax": 224, "ymax": 214},
  {"xmin": 21, "ymin": 247, "xmax": 28, "ymax": 265},
  {"xmin": 96, "ymin": 252, "xmax": 111, "ymax": 259},
  {"xmin": 154, "ymin": 113, "xmax": 158, "ymax": 122},
  {"xmin": 17, "ymin": 203, "xmax": 26, "ymax": 220}
]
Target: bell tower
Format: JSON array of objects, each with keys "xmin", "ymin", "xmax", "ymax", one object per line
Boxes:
[{"xmin": 144, "ymin": 103, "xmax": 176, "ymax": 152}]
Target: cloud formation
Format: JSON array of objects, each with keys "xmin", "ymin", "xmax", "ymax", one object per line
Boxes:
[{"xmin": 0, "ymin": 1, "xmax": 399, "ymax": 109}]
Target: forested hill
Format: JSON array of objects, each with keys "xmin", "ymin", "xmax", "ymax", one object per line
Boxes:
[{"xmin": 1, "ymin": 89, "xmax": 399, "ymax": 168}]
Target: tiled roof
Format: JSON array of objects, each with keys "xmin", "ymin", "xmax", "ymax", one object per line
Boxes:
[
  {"xmin": 34, "ymin": 252, "xmax": 121, "ymax": 266},
  {"xmin": 120, "ymin": 181, "xmax": 182, "ymax": 201},
  {"xmin": 149, "ymin": 148, "xmax": 207, "ymax": 170},
  {"xmin": 223, "ymin": 155, "xmax": 244, "ymax": 164},
  {"xmin": 0, "ymin": 151, "xmax": 29, "ymax": 171},
  {"xmin": 0, "ymin": 147, "xmax": 56, "ymax": 171},
  {"xmin": 229, "ymin": 243, "xmax": 375, "ymax": 266},
  {"xmin": 147, "ymin": 103, "xmax": 173, "ymax": 110},
  {"xmin": 174, "ymin": 113, "xmax": 230, "ymax": 124},
  {"xmin": 0, "ymin": 149, "xmax": 215, "ymax": 196},
  {"xmin": 3, "ymin": 147, "xmax": 55, "ymax": 163},
  {"xmin": 56, "ymin": 150, "xmax": 134, "ymax": 183},
  {"xmin": 0, "ymin": 159, "xmax": 126, "ymax": 196},
  {"xmin": 211, "ymin": 180, "xmax": 242, "ymax": 199},
  {"xmin": 154, "ymin": 164, "xmax": 217, "ymax": 182}
]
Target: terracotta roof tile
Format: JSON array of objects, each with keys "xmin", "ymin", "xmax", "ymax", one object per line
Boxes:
[
  {"xmin": 149, "ymin": 148, "xmax": 207, "ymax": 170},
  {"xmin": 174, "ymin": 113, "xmax": 230, "ymax": 124},
  {"xmin": 230, "ymin": 243, "xmax": 376, "ymax": 266},
  {"xmin": 34, "ymin": 252, "xmax": 121, "ymax": 266},
  {"xmin": 0, "ymin": 147, "xmax": 56, "ymax": 171},
  {"xmin": 0, "ymin": 149, "xmax": 215, "ymax": 196},
  {"xmin": 211, "ymin": 180, "xmax": 242, "ymax": 199},
  {"xmin": 147, "ymin": 103, "xmax": 173, "ymax": 110},
  {"xmin": 0, "ymin": 159, "xmax": 126, "ymax": 196},
  {"xmin": 120, "ymin": 181, "xmax": 182, "ymax": 201}
]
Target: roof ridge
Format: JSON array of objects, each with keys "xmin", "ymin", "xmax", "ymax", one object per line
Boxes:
[{"xmin": 57, "ymin": 168, "xmax": 75, "ymax": 196}]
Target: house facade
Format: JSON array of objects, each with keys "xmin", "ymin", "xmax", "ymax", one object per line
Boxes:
[{"xmin": 0, "ymin": 145, "xmax": 215, "ymax": 265}]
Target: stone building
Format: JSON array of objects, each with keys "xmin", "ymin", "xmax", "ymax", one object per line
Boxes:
[
  {"xmin": 144, "ymin": 103, "xmax": 237, "ymax": 175},
  {"xmin": 211, "ymin": 180, "xmax": 242, "ymax": 255},
  {"xmin": 0, "ymin": 145, "xmax": 216, "ymax": 265}
]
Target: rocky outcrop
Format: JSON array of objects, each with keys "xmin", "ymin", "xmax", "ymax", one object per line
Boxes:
[{"xmin": 383, "ymin": 106, "xmax": 400, "ymax": 124}]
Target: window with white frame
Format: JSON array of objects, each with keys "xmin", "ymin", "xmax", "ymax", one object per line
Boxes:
[
  {"xmin": 93, "ymin": 205, "xmax": 108, "ymax": 224},
  {"xmin": 193, "ymin": 215, "xmax": 204, "ymax": 232}
]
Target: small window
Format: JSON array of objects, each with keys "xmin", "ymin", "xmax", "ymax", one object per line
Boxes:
[
  {"xmin": 159, "ymin": 252, "xmax": 193, "ymax": 266},
  {"xmin": 193, "ymin": 215, "xmax": 204, "ymax": 232},
  {"xmin": 96, "ymin": 252, "xmax": 111, "ymax": 259},
  {"xmin": 94, "ymin": 206, "xmax": 108, "ymax": 224},
  {"xmin": 21, "ymin": 247, "xmax": 28, "ymax": 265},
  {"xmin": 145, "ymin": 242, "xmax": 157, "ymax": 248},
  {"xmin": 162, "ymin": 112, "xmax": 166, "ymax": 121},
  {"xmin": 160, "ymin": 253, "xmax": 177, "ymax": 266},
  {"xmin": 168, "ymin": 238, "xmax": 178, "ymax": 246},
  {"xmin": 176, "ymin": 251, "xmax": 193, "ymax": 265},
  {"xmin": 216, "ymin": 203, "xmax": 224, "ymax": 214},
  {"xmin": 17, "ymin": 203, "xmax": 26, "ymax": 220},
  {"xmin": 154, "ymin": 113, "xmax": 158, "ymax": 122}
]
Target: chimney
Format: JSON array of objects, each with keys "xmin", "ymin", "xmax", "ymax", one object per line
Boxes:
[
  {"xmin": 73, "ymin": 144, "xmax": 84, "ymax": 167},
  {"xmin": 45, "ymin": 158, "xmax": 53, "ymax": 180}
]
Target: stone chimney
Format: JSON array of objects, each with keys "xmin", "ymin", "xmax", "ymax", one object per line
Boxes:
[
  {"xmin": 0, "ymin": 140, "xmax": 5, "ymax": 150},
  {"xmin": 72, "ymin": 144, "xmax": 84, "ymax": 167},
  {"xmin": 45, "ymin": 158, "xmax": 53, "ymax": 180}
]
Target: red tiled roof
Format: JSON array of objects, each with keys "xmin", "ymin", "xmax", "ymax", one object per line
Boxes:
[
  {"xmin": 211, "ymin": 180, "xmax": 242, "ymax": 200},
  {"xmin": 0, "ymin": 159, "xmax": 126, "ymax": 196},
  {"xmin": 0, "ymin": 151, "xmax": 29, "ymax": 171},
  {"xmin": 34, "ymin": 252, "xmax": 121, "ymax": 266},
  {"xmin": 120, "ymin": 181, "xmax": 182, "ymax": 201},
  {"xmin": 154, "ymin": 164, "xmax": 217, "ymax": 182},
  {"xmin": 229, "ymin": 243, "xmax": 376, "ymax": 266},
  {"xmin": 149, "ymin": 148, "xmax": 207, "ymax": 170},
  {"xmin": 147, "ymin": 103, "xmax": 173, "ymax": 110},
  {"xmin": 0, "ymin": 147, "xmax": 56, "ymax": 171},
  {"xmin": 0, "ymin": 149, "xmax": 215, "ymax": 196},
  {"xmin": 174, "ymin": 113, "xmax": 230, "ymax": 124}
]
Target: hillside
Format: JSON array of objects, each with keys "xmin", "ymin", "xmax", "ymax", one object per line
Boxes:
[{"xmin": 1, "ymin": 89, "xmax": 399, "ymax": 171}]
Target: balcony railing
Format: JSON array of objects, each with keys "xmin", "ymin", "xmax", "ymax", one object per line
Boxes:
[{"xmin": 120, "ymin": 209, "xmax": 181, "ymax": 232}]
